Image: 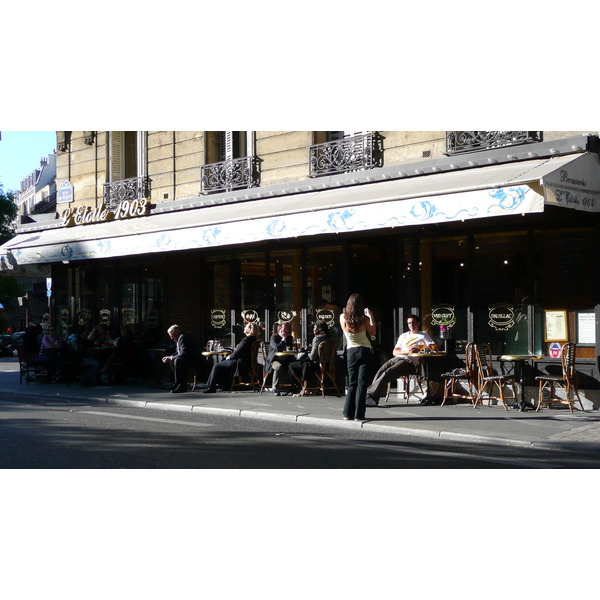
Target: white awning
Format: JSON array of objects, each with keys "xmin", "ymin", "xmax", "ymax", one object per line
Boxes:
[{"xmin": 2, "ymin": 152, "xmax": 598, "ymax": 269}]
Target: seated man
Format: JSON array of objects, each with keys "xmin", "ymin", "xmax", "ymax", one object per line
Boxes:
[
  {"xmin": 162, "ymin": 324, "xmax": 201, "ymax": 393},
  {"xmin": 265, "ymin": 321, "xmax": 295, "ymax": 396},
  {"xmin": 202, "ymin": 322, "xmax": 259, "ymax": 393},
  {"xmin": 366, "ymin": 314, "xmax": 435, "ymax": 406}
]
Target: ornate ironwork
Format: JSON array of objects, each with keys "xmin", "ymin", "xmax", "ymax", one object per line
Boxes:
[
  {"xmin": 445, "ymin": 131, "xmax": 542, "ymax": 155},
  {"xmin": 200, "ymin": 156, "xmax": 262, "ymax": 194},
  {"xmin": 309, "ymin": 132, "xmax": 384, "ymax": 177},
  {"xmin": 102, "ymin": 176, "xmax": 152, "ymax": 209}
]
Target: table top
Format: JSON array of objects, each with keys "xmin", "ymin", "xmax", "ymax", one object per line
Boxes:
[
  {"xmin": 409, "ymin": 352, "xmax": 446, "ymax": 358},
  {"xmin": 500, "ymin": 354, "xmax": 543, "ymax": 361},
  {"xmin": 275, "ymin": 351, "xmax": 298, "ymax": 357},
  {"xmin": 202, "ymin": 350, "xmax": 232, "ymax": 356}
]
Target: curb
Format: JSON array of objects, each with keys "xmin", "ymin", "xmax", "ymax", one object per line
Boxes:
[{"xmin": 4, "ymin": 388, "xmax": 600, "ymax": 452}]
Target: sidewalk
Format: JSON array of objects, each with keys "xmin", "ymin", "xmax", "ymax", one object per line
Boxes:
[{"xmin": 2, "ymin": 364, "xmax": 600, "ymax": 451}]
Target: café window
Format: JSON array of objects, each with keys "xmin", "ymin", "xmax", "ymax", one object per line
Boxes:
[{"xmin": 472, "ymin": 231, "xmax": 529, "ymax": 354}]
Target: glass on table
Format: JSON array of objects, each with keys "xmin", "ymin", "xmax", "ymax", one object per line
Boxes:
[
  {"xmin": 429, "ymin": 343, "xmax": 436, "ymax": 353},
  {"xmin": 417, "ymin": 343, "xmax": 426, "ymax": 353}
]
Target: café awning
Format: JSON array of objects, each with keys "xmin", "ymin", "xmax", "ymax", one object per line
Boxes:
[{"xmin": 2, "ymin": 152, "xmax": 599, "ymax": 269}]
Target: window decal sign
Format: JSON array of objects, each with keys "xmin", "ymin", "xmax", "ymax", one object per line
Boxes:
[
  {"xmin": 488, "ymin": 303, "xmax": 515, "ymax": 331},
  {"xmin": 211, "ymin": 309, "xmax": 227, "ymax": 329}
]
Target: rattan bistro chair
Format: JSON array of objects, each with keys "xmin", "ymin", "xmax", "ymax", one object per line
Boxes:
[
  {"xmin": 230, "ymin": 341, "xmax": 261, "ymax": 392},
  {"xmin": 300, "ymin": 341, "xmax": 342, "ymax": 397},
  {"xmin": 535, "ymin": 342, "xmax": 584, "ymax": 413},
  {"xmin": 474, "ymin": 343, "xmax": 517, "ymax": 410},
  {"xmin": 385, "ymin": 357, "xmax": 424, "ymax": 403},
  {"xmin": 441, "ymin": 342, "xmax": 477, "ymax": 407}
]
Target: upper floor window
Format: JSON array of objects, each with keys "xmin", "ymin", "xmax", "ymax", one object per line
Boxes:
[
  {"xmin": 103, "ymin": 131, "xmax": 150, "ymax": 208},
  {"xmin": 201, "ymin": 131, "xmax": 261, "ymax": 194},
  {"xmin": 109, "ymin": 131, "xmax": 146, "ymax": 182},
  {"xmin": 308, "ymin": 131, "xmax": 385, "ymax": 177},
  {"xmin": 445, "ymin": 131, "xmax": 542, "ymax": 155}
]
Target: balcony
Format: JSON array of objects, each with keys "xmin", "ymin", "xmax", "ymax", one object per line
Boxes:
[
  {"xmin": 31, "ymin": 190, "xmax": 57, "ymax": 215},
  {"xmin": 445, "ymin": 131, "xmax": 542, "ymax": 155},
  {"xmin": 200, "ymin": 156, "xmax": 262, "ymax": 195},
  {"xmin": 102, "ymin": 176, "xmax": 152, "ymax": 209},
  {"xmin": 308, "ymin": 132, "xmax": 385, "ymax": 177}
]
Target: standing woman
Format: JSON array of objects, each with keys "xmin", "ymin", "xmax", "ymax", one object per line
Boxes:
[{"xmin": 340, "ymin": 293, "xmax": 376, "ymax": 421}]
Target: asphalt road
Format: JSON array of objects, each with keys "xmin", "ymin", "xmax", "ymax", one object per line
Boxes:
[{"xmin": 1, "ymin": 396, "xmax": 598, "ymax": 468}]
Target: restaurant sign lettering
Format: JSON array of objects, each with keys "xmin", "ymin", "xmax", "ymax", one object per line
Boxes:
[
  {"xmin": 315, "ymin": 308, "xmax": 335, "ymax": 327},
  {"xmin": 488, "ymin": 303, "xmax": 515, "ymax": 331},
  {"xmin": 241, "ymin": 309, "xmax": 260, "ymax": 324},
  {"xmin": 277, "ymin": 309, "xmax": 296, "ymax": 323},
  {"xmin": 431, "ymin": 305, "xmax": 456, "ymax": 327},
  {"xmin": 61, "ymin": 198, "xmax": 150, "ymax": 227},
  {"xmin": 211, "ymin": 309, "xmax": 227, "ymax": 329}
]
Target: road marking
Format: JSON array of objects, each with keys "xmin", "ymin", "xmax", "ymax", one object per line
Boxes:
[{"xmin": 79, "ymin": 411, "xmax": 215, "ymax": 428}]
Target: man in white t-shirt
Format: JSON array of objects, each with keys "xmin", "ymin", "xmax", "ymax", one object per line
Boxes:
[{"xmin": 366, "ymin": 314, "xmax": 435, "ymax": 406}]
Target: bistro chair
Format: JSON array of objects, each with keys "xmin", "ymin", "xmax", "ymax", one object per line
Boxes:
[
  {"xmin": 385, "ymin": 357, "xmax": 424, "ymax": 403},
  {"xmin": 474, "ymin": 343, "xmax": 517, "ymax": 410},
  {"xmin": 299, "ymin": 341, "xmax": 341, "ymax": 397},
  {"xmin": 17, "ymin": 346, "xmax": 44, "ymax": 385},
  {"xmin": 259, "ymin": 342, "xmax": 272, "ymax": 393},
  {"xmin": 441, "ymin": 342, "xmax": 477, "ymax": 407},
  {"xmin": 230, "ymin": 341, "xmax": 261, "ymax": 392},
  {"xmin": 535, "ymin": 342, "xmax": 584, "ymax": 413}
]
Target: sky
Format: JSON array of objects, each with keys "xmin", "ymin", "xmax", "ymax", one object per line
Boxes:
[{"xmin": 0, "ymin": 131, "xmax": 57, "ymax": 193}]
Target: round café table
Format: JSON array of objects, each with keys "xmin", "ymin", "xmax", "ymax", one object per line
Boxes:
[
  {"xmin": 499, "ymin": 354, "xmax": 543, "ymax": 410},
  {"xmin": 409, "ymin": 352, "xmax": 447, "ymax": 403}
]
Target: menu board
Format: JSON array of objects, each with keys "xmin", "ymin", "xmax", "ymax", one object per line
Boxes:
[
  {"xmin": 544, "ymin": 310, "xmax": 568, "ymax": 342},
  {"xmin": 577, "ymin": 312, "xmax": 596, "ymax": 345}
]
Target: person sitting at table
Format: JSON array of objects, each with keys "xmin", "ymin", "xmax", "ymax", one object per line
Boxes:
[
  {"xmin": 365, "ymin": 314, "xmax": 436, "ymax": 407},
  {"xmin": 88, "ymin": 324, "xmax": 112, "ymax": 348},
  {"xmin": 264, "ymin": 321, "xmax": 295, "ymax": 396},
  {"xmin": 100, "ymin": 324, "xmax": 138, "ymax": 383},
  {"xmin": 288, "ymin": 320, "xmax": 331, "ymax": 395},
  {"xmin": 40, "ymin": 325, "xmax": 65, "ymax": 380},
  {"xmin": 202, "ymin": 322, "xmax": 259, "ymax": 393},
  {"xmin": 162, "ymin": 324, "xmax": 202, "ymax": 394}
]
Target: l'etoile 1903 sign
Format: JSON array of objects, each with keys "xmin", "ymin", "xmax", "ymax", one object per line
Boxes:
[{"xmin": 61, "ymin": 198, "xmax": 150, "ymax": 227}]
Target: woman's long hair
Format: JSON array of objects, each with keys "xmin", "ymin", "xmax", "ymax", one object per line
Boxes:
[{"xmin": 343, "ymin": 293, "xmax": 366, "ymax": 332}]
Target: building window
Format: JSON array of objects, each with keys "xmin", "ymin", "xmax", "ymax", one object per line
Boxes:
[
  {"xmin": 308, "ymin": 131, "xmax": 384, "ymax": 177},
  {"xmin": 445, "ymin": 131, "xmax": 542, "ymax": 155},
  {"xmin": 200, "ymin": 131, "xmax": 261, "ymax": 194},
  {"xmin": 103, "ymin": 132, "xmax": 150, "ymax": 209}
]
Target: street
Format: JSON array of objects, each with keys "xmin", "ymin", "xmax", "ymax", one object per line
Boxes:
[{"xmin": 1, "ymin": 396, "xmax": 598, "ymax": 468}]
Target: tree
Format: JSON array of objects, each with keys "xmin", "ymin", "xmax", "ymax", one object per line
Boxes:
[
  {"xmin": 0, "ymin": 183, "xmax": 17, "ymax": 245},
  {"xmin": 0, "ymin": 182, "xmax": 23, "ymax": 306}
]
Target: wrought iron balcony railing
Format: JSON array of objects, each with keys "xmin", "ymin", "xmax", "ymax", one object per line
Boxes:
[
  {"xmin": 200, "ymin": 155, "xmax": 262, "ymax": 195},
  {"xmin": 445, "ymin": 131, "xmax": 542, "ymax": 155},
  {"xmin": 103, "ymin": 176, "xmax": 152, "ymax": 209},
  {"xmin": 308, "ymin": 132, "xmax": 385, "ymax": 177}
]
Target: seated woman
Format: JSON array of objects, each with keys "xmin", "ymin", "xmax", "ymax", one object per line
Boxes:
[
  {"xmin": 288, "ymin": 320, "xmax": 330, "ymax": 395},
  {"xmin": 202, "ymin": 322, "xmax": 259, "ymax": 393}
]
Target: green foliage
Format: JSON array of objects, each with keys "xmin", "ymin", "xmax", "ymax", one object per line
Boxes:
[
  {"xmin": 0, "ymin": 183, "xmax": 17, "ymax": 245},
  {"xmin": 0, "ymin": 275, "xmax": 24, "ymax": 304}
]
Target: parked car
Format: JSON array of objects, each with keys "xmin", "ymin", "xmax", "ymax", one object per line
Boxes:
[{"xmin": 2, "ymin": 331, "xmax": 25, "ymax": 357}]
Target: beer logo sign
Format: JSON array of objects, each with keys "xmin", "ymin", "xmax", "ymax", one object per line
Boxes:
[
  {"xmin": 488, "ymin": 303, "xmax": 515, "ymax": 331},
  {"xmin": 431, "ymin": 305, "xmax": 456, "ymax": 327},
  {"xmin": 211, "ymin": 309, "xmax": 227, "ymax": 329}
]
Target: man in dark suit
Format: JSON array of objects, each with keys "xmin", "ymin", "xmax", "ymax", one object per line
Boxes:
[
  {"xmin": 162, "ymin": 324, "xmax": 201, "ymax": 393},
  {"xmin": 265, "ymin": 321, "xmax": 295, "ymax": 395}
]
